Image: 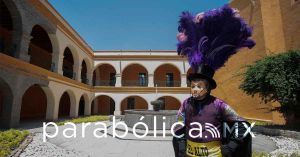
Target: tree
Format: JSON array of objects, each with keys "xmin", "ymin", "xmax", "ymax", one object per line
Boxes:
[{"xmin": 240, "ymin": 50, "xmax": 300, "ymax": 125}]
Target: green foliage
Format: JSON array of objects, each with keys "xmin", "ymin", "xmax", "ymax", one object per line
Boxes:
[
  {"xmin": 252, "ymin": 152, "xmax": 300, "ymax": 157},
  {"xmin": 56, "ymin": 115, "xmax": 110, "ymax": 125},
  {"xmin": 240, "ymin": 50, "xmax": 300, "ymax": 114},
  {"xmin": 0, "ymin": 129, "xmax": 29, "ymax": 157}
]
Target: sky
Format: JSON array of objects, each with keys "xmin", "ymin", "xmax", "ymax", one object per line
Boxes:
[{"xmin": 48, "ymin": 0, "xmax": 229, "ymax": 51}]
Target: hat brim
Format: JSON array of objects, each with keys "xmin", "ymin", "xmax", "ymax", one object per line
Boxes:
[{"xmin": 187, "ymin": 73, "xmax": 217, "ymax": 89}]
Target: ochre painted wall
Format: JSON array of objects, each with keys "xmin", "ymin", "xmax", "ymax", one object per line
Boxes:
[
  {"xmin": 121, "ymin": 96, "xmax": 148, "ymax": 114},
  {"xmin": 154, "ymin": 64, "xmax": 181, "ymax": 87},
  {"xmin": 99, "ymin": 64, "xmax": 116, "ymax": 80},
  {"xmin": 160, "ymin": 96, "xmax": 181, "ymax": 110},
  {"xmin": 20, "ymin": 85, "xmax": 47, "ymax": 120},
  {"xmin": 95, "ymin": 96, "xmax": 115, "ymax": 115},
  {"xmin": 211, "ymin": 0, "xmax": 274, "ymax": 121},
  {"xmin": 122, "ymin": 64, "xmax": 148, "ymax": 86},
  {"xmin": 29, "ymin": 43, "xmax": 52, "ymax": 70},
  {"xmin": 279, "ymin": 0, "xmax": 300, "ymax": 50}
]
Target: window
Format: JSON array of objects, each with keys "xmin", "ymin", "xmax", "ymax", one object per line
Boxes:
[
  {"xmin": 166, "ymin": 73, "xmax": 174, "ymax": 87},
  {"xmin": 109, "ymin": 73, "xmax": 116, "ymax": 86},
  {"xmin": 138, "ymin": 73, "xmax": 146, "ymax": 86},
  {"xmin": 127, "ymin": 98, "xmax": 135, "ymax": 110}
]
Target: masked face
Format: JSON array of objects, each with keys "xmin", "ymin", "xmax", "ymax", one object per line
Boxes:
[{"xmin": 191, "ymin": 79, "xmax": 209, "ymax": 99}]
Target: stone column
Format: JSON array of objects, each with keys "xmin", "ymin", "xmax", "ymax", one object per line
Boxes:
[
  {"xmin": 94, "ymin": 68, "xmax": 100, "ymax": 86},
  {"xmin": 52, "ymin": 49, "xmax": 64, "ymax": 74},
  {"xmin": 70, "ymin": 95, "xmax": 79, "ymax": 118},
  {"xmin": 0, "ymin": 92, "xmax": 22, "ymax": 128},
  {"xmin": 115, "ymin": 73, "xmax": 122, "ymax": 87},
  {"xmin": 147, "ymin": 99, "xmax": 154, "ymax": 110},
  {"xmin": 84, "ymin": 98, "xmax": 91, "ymax": 116},
  {"xmin": 46, "ymin": 93, "xmax": 60, "ymax": 121},
  {"xmin": 87, "ymin": 72, "xmax": 93, "ymax": 85},
  {"xmin": 114, "ymin": 99, "xmax": 122, "ymax": 115},
  {"xmin": 74, "ymin": 62, "xmax": 81, "ymax": 81},
  {"xmin": 17, "ymin": 33, "xmax": 31, "ymax": 62},
  {"xmin": 148, "ymin": 74, "xmax": 154, "ymax": 87},
  {"xmin": 181, "ymin": 74, "xmax": 187, "ymax": 87}
]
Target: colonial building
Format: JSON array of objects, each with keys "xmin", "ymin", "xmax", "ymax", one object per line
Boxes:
[{"xmin": 1, "ymin": 0, "xmax": 299, "ymax": 128}]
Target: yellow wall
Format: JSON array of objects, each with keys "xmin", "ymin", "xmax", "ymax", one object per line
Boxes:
[{"xmin": 212, "ymin": 0, "xmax": 273, "ymax": 121}]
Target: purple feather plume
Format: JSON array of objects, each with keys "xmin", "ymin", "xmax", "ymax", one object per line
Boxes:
[{"xmin": 176, "ymin": 5, "xmax": 255, "ymax": 71}]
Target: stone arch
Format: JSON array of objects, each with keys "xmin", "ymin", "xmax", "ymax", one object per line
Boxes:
[
  {"xmin": 187, "ymin": 67, "xmax": 193, "ymax": 87},
  {"xmin": 92, "ymin": 95, "xmax": 115, "ymax": 115},
  {"xmin": 28, "ymin": 24, "xmax": 53, "ymax": 70},
  {"xmin": 157, "ymin": 96, "xmax": 181, "ymax": 110},
  {"xmin": 93, "ymin": 63, "xmax": 116, "ymax": 86},
  {"xmin": 62, "ymin": 47, "xmax": 75, "ymax": 79},
  {"xmin": 81, "ymin": 60, "xmax": 88, "ymax": 84},
  {"xmin": 121, "ymin": 95, "xmax": 148, "ymax": 114},
  {"xmin": 20, "ymin": 84, "xmax": 48, "ymax": 121},
  {"xmin": 0, "ymin": 0, "xmax": 23, "ymax": 57},
  {"xmin": 122, "ymin": 63, "xmax": 148, "ymax": 86},
  {"xmin": 78, "ymin": 95, "xmax": 86, "ymax": 116},
  {"xmin": 58, "ymin": 90, "xmax": 76, "ymax": 118},
  {"xmin": 81, "ymin": 58, "xmax": 92, "ymax": 83},
  {"xmin": 154, "ymin": 63, "xmax": 181, "ymax": 87},
  {"xmin": 0, "ymin": 76, "xmax": 13, "ymax": 128}
]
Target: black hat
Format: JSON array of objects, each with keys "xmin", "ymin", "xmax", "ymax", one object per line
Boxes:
[{"xmin": 187, "ymin": 64, "xmax": 217, "ymax": 89}]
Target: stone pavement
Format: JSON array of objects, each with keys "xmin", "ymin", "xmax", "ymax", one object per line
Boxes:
[{"xmin": 18, "ymin": 121, "xmax": 295, "ymax": 157}]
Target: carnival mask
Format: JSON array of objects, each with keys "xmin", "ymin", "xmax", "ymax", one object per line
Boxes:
[{"xmin": 191, "ymin": 81, "xmax": 208, "ymax": 99}]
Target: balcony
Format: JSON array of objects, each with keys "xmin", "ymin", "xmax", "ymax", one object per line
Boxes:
[
  {"xmin": 94, "ymin": 80, "xmax": 116, "ymax": 86},
  {"xmin": 122, "ymin": 80, "xmax": 148, "ymax": 87},
  {"xmin": 154, "ymin": 80, "xmax": 181, "ymax": 87},
  {"xmin": 81, "ymin": 77, "xmax": 89, "ymax": 84},
  {"xmin": 63, "ymin": 68, "xmax": 75, "ymax": 80}
]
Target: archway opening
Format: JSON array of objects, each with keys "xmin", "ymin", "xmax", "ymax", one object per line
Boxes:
[
  {"xmin": 0, "ymin": 0, "xmax": 13, "ymax": 56},
  {"xmin": 158, "ymin": 96, "xmax": 181, "ymax": 110},
  {"xmin": 187, "ymin": 68, "xmax": 193, "ymax": 87},
  {"xmin": 0, "ymin": 77, "xmax": 13, "ymax": 128},
  {"xmin": 121, "ymin": 96, "xmax": 148, "ymax": 114},
  {"xmin": 154, "ymin": 64, "xmax": 181, "ymax": 87},
  {"xmin": 81, "ymin": 60, "xmax": 88, "ymax": 84},
  {"xmin": 28, "ymin": 25, "xmax": 53, "ymax": 70},
  {"xmin": 79, "ymin": 96, "xmax": 85, "ymax": 116},
  {"xmin": 122, "ymin": 64, "xmax": 148, "ymax": 86},
  {"xmin": 58, "ymin": 92, "xmax": 71, "ymax": 118},
  {"xmin": 63, "ymin": 47, "xmax": 74, "ymax": 79},
  {"xmin": 93, "ymin": 64, "xmax": 116, "ymax": 86},
  {"xmin": 20, "ymin": 84, "xmax": 47, "ymax": 121},
  {"xmin": 92, "ymin": 95, "xmax": 115, "ymax": 115},
  {"xmin": 0, "ymin": 90, "xmax": 2, "ymax": 118}
]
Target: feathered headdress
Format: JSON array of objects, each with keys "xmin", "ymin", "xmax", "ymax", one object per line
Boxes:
[{"xmin": 176, "ymin": 5, "xmax": 255, "ymax": 71}]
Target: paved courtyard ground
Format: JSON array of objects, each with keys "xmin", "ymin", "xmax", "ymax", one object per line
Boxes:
[{"xmin": 18, "ymin": 121, "xmax": 300, "ymax": 157}]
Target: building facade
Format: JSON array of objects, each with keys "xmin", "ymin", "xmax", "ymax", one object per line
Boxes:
[{"xmin": 1, "ymin": 0, "xmax": 299, "ymax": 128}]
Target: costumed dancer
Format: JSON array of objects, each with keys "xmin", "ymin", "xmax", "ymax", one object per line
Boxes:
[{"xmin": 173, "ymin": 5, "xmax": 255, "ymax": 157}]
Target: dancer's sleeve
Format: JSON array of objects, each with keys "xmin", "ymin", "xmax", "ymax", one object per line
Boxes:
[
  {"xmin": 173, "ymin": 98, "xmax": 188, "ymax": 136},
  {"xmin": 217, "ymin": 99, "xmax": 252, "ymax": 157}
]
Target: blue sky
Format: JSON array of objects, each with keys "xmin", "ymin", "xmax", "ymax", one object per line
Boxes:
[{"xmin": 48, "ymin": 0, "xmax": 229, "ymax": 50}]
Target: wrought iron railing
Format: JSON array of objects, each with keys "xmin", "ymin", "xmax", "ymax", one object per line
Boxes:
[
  {"xmin": 154, "ymin": 80, "xmax": 181, "ymax": 87},
  {"xmin": 63, "ymin": 68, "xmax": 75, "ymax": 79},
  {"xmin": 122, "ymin": 80, "xmax": 148, "ymax": 86},
  {"xmin": 94, "ymin": 80, "xmax": 116, "ymax": 86},
  {"xmin": 81, "ymin": 77, "xmax": 89, "ymax": 84}
]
